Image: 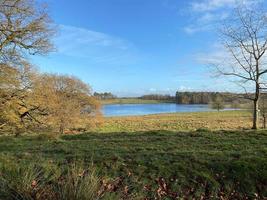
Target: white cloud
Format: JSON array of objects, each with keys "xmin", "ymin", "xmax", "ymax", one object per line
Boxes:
[
  {"xmin": 184, "ymin": 26, "xmax": 200, "ymax": 34},
  {"xmin": 184, "ymin": 0, "xmax": 263, "ymax": 34},
  {"xmin": 58, "ymin": 25, "xmax": 131, "ymax": 50},
  {"xmin": 195, "ymin": 46, "xmax": 229, "ymax": 64},
  {"xmin": 191, "ymin": 0, "xmax": 262, "ymax": 12},
  {"xmin": 183, "ymin": 12, "xmax": 229, "ymax": 33},
  {"xmin": 149, "ymin": 88, "xmax": 157, "ymax": 92},
  {"xmin": 54, "ymin": 25, "xmax": 137, "ymax": 64},
  {"xmin": 178, "ymin": 85, "xmax": 192, "ymax": 91},
  {"xmin": 191, "ymin": 0, "xmax": 236, "ymax": 12},
  {"xmin": 183, "ymin": 24, "xmax": 213, "ymax": 34},
  {"xmin": 198, "ymin": 12, "xmax": 229, "ymax": 23}
]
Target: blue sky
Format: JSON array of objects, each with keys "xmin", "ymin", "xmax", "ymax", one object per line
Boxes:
[{"xmin": 32, "ymin": 0, "xmax": 265, "ymax": 96}]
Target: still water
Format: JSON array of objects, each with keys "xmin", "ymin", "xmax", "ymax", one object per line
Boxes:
[{"xmin": 102, "ymin": 103, "xmax": 232, "ymax": 117}]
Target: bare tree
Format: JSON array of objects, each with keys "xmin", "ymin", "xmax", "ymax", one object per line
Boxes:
[
  {"xmin": 0, "ymin": 0, "xmax": 55, "ymax": 64},
  {"xmin": 215, "ymin": 5, "xmax": 267, "ymax": 129}
]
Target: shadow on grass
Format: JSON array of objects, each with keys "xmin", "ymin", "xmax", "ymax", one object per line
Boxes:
[{"xmin": 0, "ymin": 129, "xmax": 266, "ymax": 199}]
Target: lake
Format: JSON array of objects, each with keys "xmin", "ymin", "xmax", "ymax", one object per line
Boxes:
[{"xmin": 102, "ymin": 103, "xmax": 234, "ymax": 117}]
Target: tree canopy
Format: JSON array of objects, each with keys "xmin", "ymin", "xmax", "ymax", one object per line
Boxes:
[
  {"xmin": 0, "ymin": 0, "xmax": 102, "ymax": 134},
  {"xmin": 0, "ymin": 0, "xmax": 55, "ymax": 64}
]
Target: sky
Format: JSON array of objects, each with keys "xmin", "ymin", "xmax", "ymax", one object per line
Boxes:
[{"xmin": 32, "ymin": 0, "xmax": 266, "ymax": 97}]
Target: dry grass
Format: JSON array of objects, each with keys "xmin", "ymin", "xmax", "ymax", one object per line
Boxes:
[{"xmin": 97, "ymin": 111, "xmax": 252, "ymax": 132}]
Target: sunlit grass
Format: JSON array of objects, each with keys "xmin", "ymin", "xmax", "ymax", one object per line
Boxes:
[
  {"xmin": 0, "ymin": 127, "xmax": 266, "ymax": 199},
  {"xmin": 0, "ymin": 110, "xmax": 266, "ymax": 199},
  {"xmin": 98, "ymin": 110, "xmax": 252, "ymax": 132}
]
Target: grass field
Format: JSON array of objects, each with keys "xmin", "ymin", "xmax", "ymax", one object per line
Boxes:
[
  {"xmin": 100, "ymin": 98, "xmax": 175, "ymax": 105},
  {"xmin": 0, "ymin": 111, "xmax": 266, "ymax": 199},
  {"xmin": 98, "ymin": 111, "xmax": 252, "ymax": 133},
  {"xmin": 0, "ymin": 129, "xmax": 266, "ymax": 199}
]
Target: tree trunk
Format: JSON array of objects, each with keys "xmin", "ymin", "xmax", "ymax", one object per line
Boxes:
[
  {"xmin": 59, "ymin": 124, "xmax": 64, "ymax": 134},
  {"xmin": 252, "ymin": 82, "xmax": 260, "ymax": 130},
  {"xmin": 263, "ymin": 116, "xmax": 266, "ymax": 129},
  {"xmin": 252, "ymin": 99, "xmax": 259, "ymax": 129}
]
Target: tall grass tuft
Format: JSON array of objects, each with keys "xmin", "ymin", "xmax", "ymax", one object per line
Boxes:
[
  {"xmin": 55, "ymin": 163, "xmax": 100, "ymax": 200},
  {"xmin": 0, "ymin": 158, "xmax": 101, "ymax": 200},
  {"xmin": 0, "ymin": 161, "xmax": 56, "ymax": 200}
]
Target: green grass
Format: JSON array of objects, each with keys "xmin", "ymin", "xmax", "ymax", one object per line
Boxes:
[
  {"xmin": 100, "ymin": 98, "xmax": 175, "ymax": 105},
  {"xmin": 0, "ymin": 159, "xmax": 100, "ymax": 200},
  {"xmin": 0, "ymin": 129, "xmax": 266, "ymax": 199}
]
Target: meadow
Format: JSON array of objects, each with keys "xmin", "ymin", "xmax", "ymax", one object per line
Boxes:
[
  {"xmin": 98, "ymin": 111, "xmax": 252, "ymax": 132},
  {"xmin": 0, "ymin": 111, "xmax": 266, "ymax": 199}
]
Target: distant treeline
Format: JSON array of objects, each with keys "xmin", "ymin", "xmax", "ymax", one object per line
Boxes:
[
  {"xmin": 175, "ymin": 92, "xmax": 249, "ymax": 105},
  {"xmin": 139, "ymin": 92, "xmax": 251, "ymax": 105},
  {"xmin": 94, "ymin": 92, "xmax": 117, "ymax": 100},
  {"xmin": 139, "ymin": 94, "xmax": 176, "ymax": 101},
  {"xmin": 94, "ymin": 91, "xmax": 252, "ymax": 105}
]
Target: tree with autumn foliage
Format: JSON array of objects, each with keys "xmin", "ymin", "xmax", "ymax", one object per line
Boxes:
[
  {"xmin": 0, "ymin": 62, "xmax": 40, "ymax": 134},
  {"xmin": 34, "ymin": 74, "xmax": 102, "ymax": 134},
  {"xmin": 0, "ymin": 0, "xmax": 102, "ymax": 134},
  {"xmin": 0, "ymin": 66, "xmax": 102, "ymax": 134},
  {"xmin": 0, "ymin": 0, "xmax": 55, "ymax": 134},
  {"xmin": 0, "ymin": 0, "xmax": 55, "ymax": 63}
]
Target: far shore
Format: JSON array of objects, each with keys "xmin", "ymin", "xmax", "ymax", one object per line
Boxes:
[
  {"xmin": 100, "ymin": 98, "xmax": 176, "ymax": 105},
  {"xmin": 100, "ymin": 98, "xmax": 249, "ymax": 110}
]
